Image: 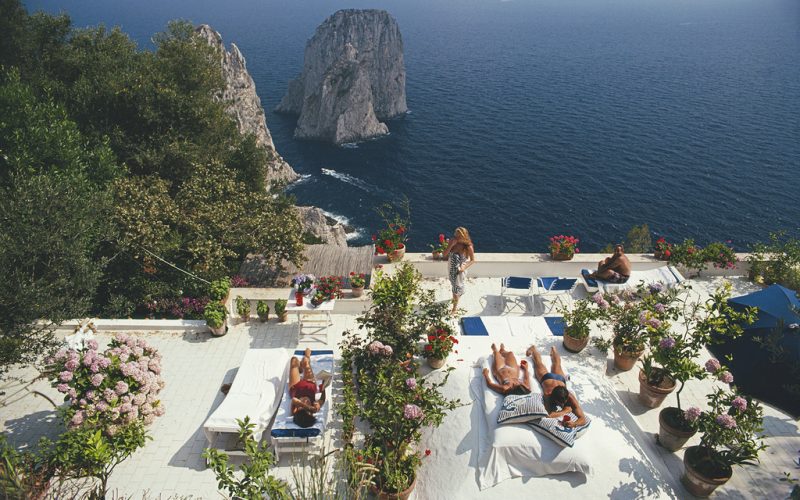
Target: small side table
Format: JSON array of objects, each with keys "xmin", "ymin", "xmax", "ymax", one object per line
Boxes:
[{"xmin": 286, "ymin": 291, "xmax": 335, "ymax": 345}]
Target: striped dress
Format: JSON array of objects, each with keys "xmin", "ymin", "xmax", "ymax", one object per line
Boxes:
[{"xmin": 449, "ymin": 251, "xmax": 468, "ymax": 296}]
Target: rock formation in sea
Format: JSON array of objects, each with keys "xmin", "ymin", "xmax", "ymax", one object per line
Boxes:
[
  {"xmin": 196, "ymin": 25, "xmax": 299, "ymax": 186},
  {"xmin": 296, "ymin": 206, "xmax": 350, "ymax": 247},
  {"xmin": 276, "ymin": 9, "xmax": 407, "ymax": 145}
]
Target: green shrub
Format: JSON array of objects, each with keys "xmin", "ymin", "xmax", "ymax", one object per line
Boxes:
[
  {"xmin": 256, "ymin": 300, "xmax": 269, "ymax": 320},
  {"xmin": 209, "ymin": 277, "xmax": 231, "ymax": 302},
  {"xmin": 204, "ymin": 302, "xmax": 227, "ymax": 328},
  {"xmin": 274, "ymin": 299, "xmax": 287, "ymax": 315},
  {"xmin": 748, "ymin": 232, "xmax": 800, "ymax": 290},
  {"xmin": 235, "ymin": 296, "xmax": 250, "ymax": 319}
]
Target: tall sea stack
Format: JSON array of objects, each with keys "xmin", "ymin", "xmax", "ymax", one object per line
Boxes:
[
  {"xmin": 276, "ymin": 9, "xmax": 407, "ymax": 145},
  {"xmin": 196, "ymin": 25, "xmax": 299, "ymax": 186}
]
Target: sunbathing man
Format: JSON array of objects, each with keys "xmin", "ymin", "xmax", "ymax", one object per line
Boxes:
[
  {"xmin": 482, "ymin": 343, "xmax": 532, "ymax": 395},
  {"xmin": 586, "ymin": 244, "xmax": 631, "ymax": 283},
  {"xmin": 289, "ymin": 348, "xmax": 327, "ymax": 428},
  {"xmin": 527, "ymin": 344, "xmax": 587, "ymax": 428}
]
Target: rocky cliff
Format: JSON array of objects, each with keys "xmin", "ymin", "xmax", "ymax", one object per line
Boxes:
[
  {"xmin": 276, "ymin": 10, "xmax": 407, "ymax": 144},
  {"xmin": 196, "ymin": 25, "xmax": 298, "ymax": 186},
  {"xmin": 296, "ymin": 206, "xmax": 349, "ymax": 247}
]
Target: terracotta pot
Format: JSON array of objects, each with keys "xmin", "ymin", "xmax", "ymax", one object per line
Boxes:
[
  {"xmin": 654, "ymin": 250, "xmax": 670, "ymax": 261},
  {"xmin": 351, "ymin": 286, "xmax": 364, "ymax": 298},
  {"xmin": 388, "ymin": 244, "xmax": 406, "ymax": 262},
  {"xmin": 432, "ymin": 251, "xmax": 443, "ymax": 260},
  {"xmin": 209, "ymin": 323, "xmax": 227, "ymax": 337},
  {"xmin": 613, "ymin": 346, "xmax": 643, "ymax": 371},
  {"xmin": 657, "ymin": 407, "xmax": 697, "ymax": 451},
  {"xmin": 371, "ymin": 476, "xmax": 417, "ymax": 500},
  {"xmin": 258, "ymin": 314, "xmax": 269, "ymax": 323},
  {"xmin": 638, "ymin": 369, "xmax": 676, "ymax": 408},
  {"xmin": 295, "ymin": 291, "xmax": 304, "ymax": 307},
  {"xmin": 277, "ymin": 312, "xmax": 288, "ymax": 323},
  {"xmin": 562, "ymin": 332, "xmax": 589, "ymax": 353},
  {"xmin": 428, "ymin": 357, "xmax": 445, "ymax": 369},
  {"xmin": 681, "ymin": 446, "xmax": 732, "ymax": 497},
  {"xmin": 550, "ymin": 251, "xmax": 573, "ymax": 261}
]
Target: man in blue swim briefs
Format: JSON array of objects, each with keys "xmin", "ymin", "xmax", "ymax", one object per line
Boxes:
[
  {"xmin": 527, "ymin": 344, "xmax": 587, "ymax": 428},
  {"xmin": 585, "ymin": 244, "xmax": 631, "ymax": 284}
]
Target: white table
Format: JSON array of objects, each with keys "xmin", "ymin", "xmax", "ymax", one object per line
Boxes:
[{"xmin": 286, "ymin": 291, "xmax": 335, "ymax": 345}]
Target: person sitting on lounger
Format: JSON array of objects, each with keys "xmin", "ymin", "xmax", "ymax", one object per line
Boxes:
[
  {"xmin": 585, "ymin": 244, "xmax": 631, "ymax": 284},
  {"xmin": 290, "ymin": 348, "xmax": 327, "ymax": 428},
  {"xmin": 526, "ymin": 344, "xmax": 587, "ymax": 428},
  {"xmin": 482, "ymin": 343, "xmax": 532, "ymax": 395}
]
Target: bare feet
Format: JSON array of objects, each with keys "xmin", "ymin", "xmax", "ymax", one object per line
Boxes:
[
  {"xmin": 550, "ymin": 346, "xmax": 557, "ymax": 357},
  {"xmin": 499, "ymin": 343, "xmax": 506, "ymax": 353},
  {"xmin": 304, "ymin": 347, "xmax": 312, "ymax": 357},
  {"xmin": 526, "ymin": 344, "xmax": 537, "ymax": 357},
  {"xmin": 491, "ymin": 343, "xmax": 498, "ymax": 352}
]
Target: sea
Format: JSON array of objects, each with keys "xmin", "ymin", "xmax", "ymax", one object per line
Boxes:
[{"xmin": 24, "ymin": 0, "xmax": 800, "ymax": 252}]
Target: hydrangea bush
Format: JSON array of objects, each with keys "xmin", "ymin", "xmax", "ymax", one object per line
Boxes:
[{"xmin": 48, "ymin": 333, "xmax": 166, "ymax": 434}]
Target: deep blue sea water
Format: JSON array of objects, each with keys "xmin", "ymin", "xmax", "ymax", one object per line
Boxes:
[{"xmin": 25, "ymin": 0, "xmax": 800, "ymax": 252}]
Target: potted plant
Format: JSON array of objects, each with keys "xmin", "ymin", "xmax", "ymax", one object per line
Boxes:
[
  {"xmin": 558, "ymin": 298, "xmax": 600, "ymax": 353},
  {"xmin": 274, "ymin": 299, "xmax": 288, "ymax": 322},
  {"xmin": 668, "ymin": 239, "xmax": 705, "ymax": 277},
  {"xmin": 290, "ymin": 273, "xmax": 315, "ymax": 306},
  {"xmin": 235, "ymin": 296, "xmax": 250, "ymax": 322},
  {"xmin": 429, "ymin": 234, "xmax": 448, "ymax": 260},
  {"xmin": 592, "ymin": 291, "xmax": 649, "ymax": 371},
  {"xmin": 316, "ymin": 275, "xmax": 343, "ymax": 301},
  {"xmin": 654, "ymin": 237, "xmax": 672, "ymax": 260},
  {"xmin": 256, "ymin": 300, "xmax": 269, "ymax": 322},
  {"xmin": 420, "ymin": 326, "xmax": 458, "ymax": 369},
  {"xmin": 349, "ymin": 272, "xmax": 367, "ymax": 297},
  {"xmin": 209, "ymin": 277, "xmax": 232, "ymax": 302},
  {"xmin": 654, "ymin": 284, "xmax": 756, "ymax": 449},
  {"xmin": 204, "ymin": 302, "xmax": 228, "ymax": 336},
  {"xmin": 702, "ymin": 241, "xmax": 737, "ymax": 271},
  {"xmin": 549, "ymin": 234, "xmax": 580, "ymax": 261},
  {"xmin": 681, "ymin": 388, "xmax": 766, "ymax": 497},
  {"xmin": 372, "ymin": 201, "xmax": 410, "ymax": 263}
]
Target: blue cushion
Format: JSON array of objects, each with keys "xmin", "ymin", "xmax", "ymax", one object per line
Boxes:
[
  {"xmin": 528, "ymin": 412, "xmax": 591, "ymax": 447},
  {"xmin": 461, "ymin": 317, "xmax": 489, "ymax": 336},
  {"xmin": 544, "ymin": 316, "xmax": 565, "ymax": 336},
  {"xmin": 270, "ymin": 427, "xmax": 321, "ymax": 438},
  {"xmin": 503, "ymin": 276, "xmax": 532, "ymax": 290},
  {"xmin": 497, "ymin": 393, "xmax": 548, "ymax": 425},
  {"xmin": 581, "ymin": 269, "xmax": 599, "ymax": 288}
]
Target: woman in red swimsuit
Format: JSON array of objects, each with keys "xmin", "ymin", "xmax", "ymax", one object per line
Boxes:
[{"xmin": 290, "ymin": 348, "xmax": 326, "ymax": 428}]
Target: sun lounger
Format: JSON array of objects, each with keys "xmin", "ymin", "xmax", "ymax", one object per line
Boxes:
[
  {"xmin": 461, "ymin": 316, "xmax": 565, "ymax": 338},
  {"xmin": 270, "ymin": 350, "xmax": 334, "ymax": 460},
  {"xmin": 579, "ymin": 265, "xmax": 684, "ymax": 294},
  {"xmin": 203, "ymin": 348, "xmax": 291, "ymax": 459}
]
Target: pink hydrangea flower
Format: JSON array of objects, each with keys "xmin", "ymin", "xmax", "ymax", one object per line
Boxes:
[
  {"xmin": 56, "ymin": 383, "xmax": 69, "ymax": 393},
  {"xmin": 406, "ymin": 378, "xmax": 417, "ymax": 390},
  {"xmin": 368, "ymin": 341, "xmax": 385, "ymax": 355},
  {"xmin": 655, "ymin": 303, "xmax": 666, "ymax": 314},
  {"xmin": 659, "ymin": 337, "xmax": 676, "ymax": 349},
  {"xmin": 639, "ymin": 311, "xmax": 648, "ymax": 326},
  {"xmin": 115, "ymin": 381, "xmax": 129, "ymax": 395},
  {"xmin": 382, "ymin": 345, "xmax": 394, "ymax": 356},
  {"xmin": 705, "ymin": 358, "xmax": 721, "ymax": 373},
  {"xmin": 403, "ymin": 403, "xmax": 424, "ymax": 420},
  {"xmin": 70, "ymin": 411, "xmax": 84, "ymax": 427},
  {"xmin": 647, "ymin": 318, "xmax": 662, "ymax": 329},
  {"xmin": 64, "ymin": 358, "xmax": 79, "ymax": 371},
  {"xmin": 90, "ymin": 373, "xmax": 104, "ymax": 387},
  {"xmin": 683, "ymin": 406, "xmax": 701, "ymax": 422},
  {"xmin": 718, "ymin": 371, "xmax": 734, "ymax": 384},
  {"xmin": 59, "ymin": 371, "xmax": 73, "ymax": 382},
  {"xmin": 716, "ymin": 413, "xmax": 737, "ymax": 429},
  {"xmin": 592, "ymin": 292, "xmax": 604, "ymax": 304},
  {"xmin": 87, "ymin": 339, "xmax": 99, "ymax": 350},
  {"xmin": 732, "ymin": 396, "xmax": 747, "ymax": 412}
]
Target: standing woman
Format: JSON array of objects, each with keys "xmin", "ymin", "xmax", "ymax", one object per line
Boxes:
[{"xmin": 443, "ymin": 227, "xmax": 476, "ymax": 314}]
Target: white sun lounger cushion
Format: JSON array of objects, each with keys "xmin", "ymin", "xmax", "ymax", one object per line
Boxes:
[
  {"xmin": 529, "ymin": 412, "xmax": 592, "ymax": 448},
  {"xmin": 497, "ymin": 393, "xmax": 548, "ymax": 425}
]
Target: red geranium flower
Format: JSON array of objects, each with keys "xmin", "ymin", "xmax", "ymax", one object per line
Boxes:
[
  {"xmin": 425, "ymin": 449, "xmax": 431, "ymax": 456},
  {"xmin": 425, "ymin": 345, "xmax": 433, "ymax": 351},
  {"xmin": 376, "ymin": 247, "xmax": 385, "ymax": 254}
]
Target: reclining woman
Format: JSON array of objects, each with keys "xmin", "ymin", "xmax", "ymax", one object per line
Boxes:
[
  {"xmin": 482, "ymin": 343, "xmax": 532, "ymax": 395},
  {"xmin": 527, "ymin": 344, "xmax": 587, "ymax": 428},
  {"xmin": 290, "ymin": 348, "xmax": 327, "ymax": 428}
]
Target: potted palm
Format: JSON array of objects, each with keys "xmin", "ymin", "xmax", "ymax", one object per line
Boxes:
[
  {"xmin": 274, "ymin": 299, "xmax": 288, "ymax": 322},
  {"xmin": 681, "ymin": 388, "xmax": 766, "ymax": 497},
  {"xmin": 256, "ymin": 300, "xmax": 269, "ymax": 322},
  {"xmin": 558, "ymin": 298, "xmax": 601, "ymax": 353}
]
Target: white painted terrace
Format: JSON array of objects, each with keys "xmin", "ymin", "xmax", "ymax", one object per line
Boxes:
[{"xmin": 1, "ymin": 254, "xmax": 798, "ymax": 498}]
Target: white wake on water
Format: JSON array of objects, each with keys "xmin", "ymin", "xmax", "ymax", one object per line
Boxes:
[
  {"xmin": 321, "ymin": 210, "xmax": 365, "ymax": 241},
  {"xmin": 320, "ymin": 168, "xmax": 381, "ymax": 193}
]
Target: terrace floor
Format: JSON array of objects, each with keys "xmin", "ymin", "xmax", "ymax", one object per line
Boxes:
[{"xmin": 1, "ymin": 276, "xmax": 798, "ymax": 498}]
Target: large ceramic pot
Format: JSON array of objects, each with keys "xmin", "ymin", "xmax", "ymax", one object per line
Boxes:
[
  {"xmin": 209, "ymin": 323, "xmax": 227, "ymax": 337},
  {"xmin": 428, "ymin": 357, "xmax": 445, "ymax": 369},
  {"xmin": 562, "ymin": 332, "xmax": 589, "ymax": 353},
  {"xmin": 638, "ymin": 369, "xmax": 676, "ymax": 408},
  {"xmin": 657, "ymin": 407, "xmax": 697, "ymax": 451},
  {"xmin": 551, "ymin": 251, "xmax": 573, "ymax": 261},
  {"xmin": 351, "ymin": 286, "xmax": 364, "ymax": 298},
  {"xmin": 681, "ymin": 446, "xmax": 732, "ymax": 497},
  {"xmin": 372, "ymin": 476, "xmax": 417, "ymax": 500},
  {"xmin": 277, "ymin": 311, "xmax": 289, "ymax": 323},
  {"xmin": 613, "ymin": 346, "xmax": 643, "ymax": 371},
  {"xmin": 388, "ymin": 244, "xmax": 406, "ymax": 262}
]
